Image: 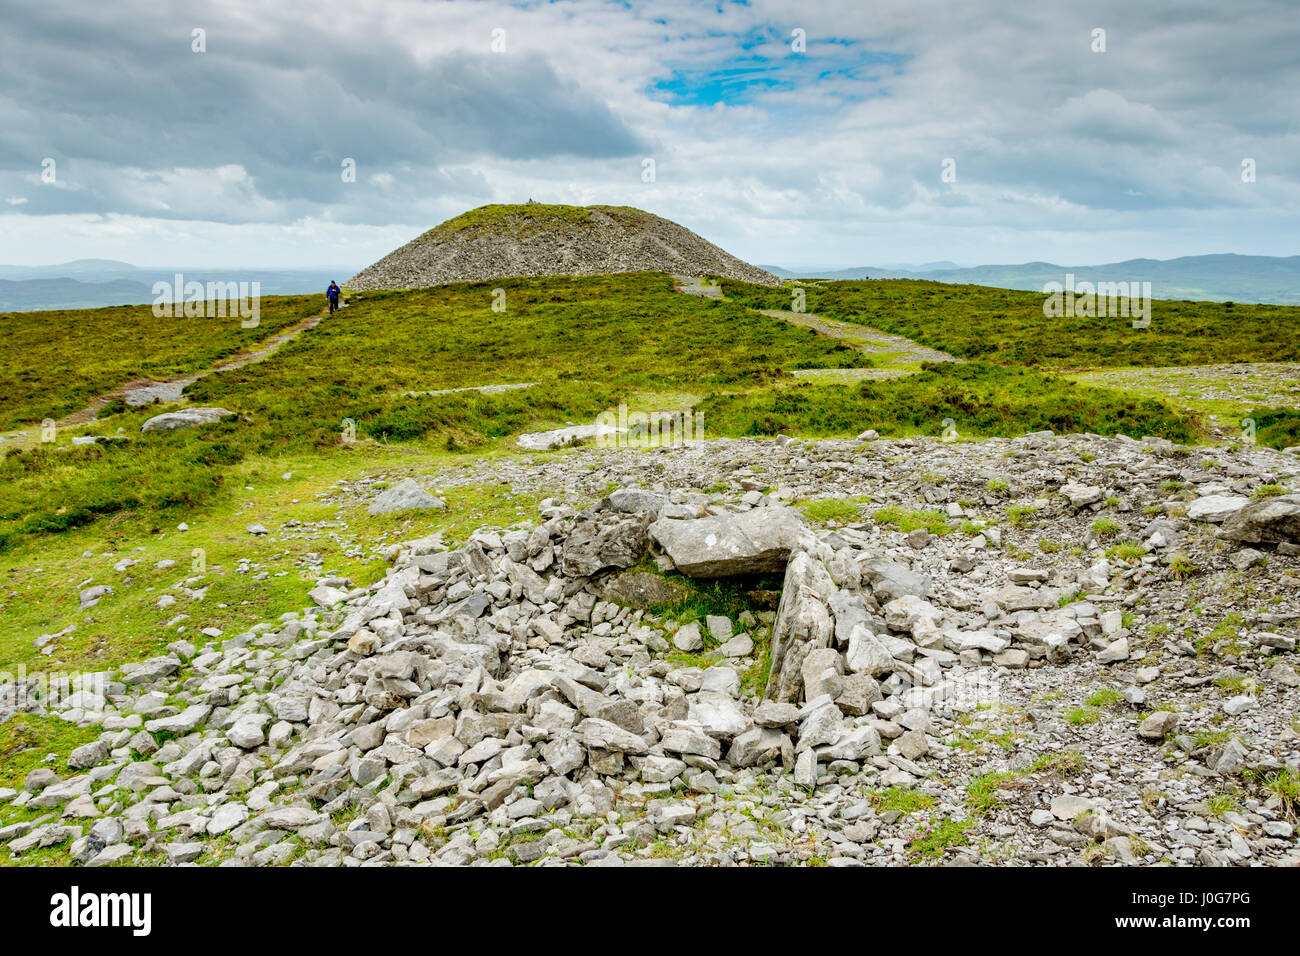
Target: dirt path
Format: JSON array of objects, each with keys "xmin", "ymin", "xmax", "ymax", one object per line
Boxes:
[
  {"xmin": 755, "ymin": 309, "xmax": 960, "ymax": 366},
  {"xmin": 0, "ymin": 307, "xmax": 334, "ymax": 446},
  {"xmin": 672, "ymin": 274, "xmax": 723, "ymax": 299},
  {"xmin": 669, "ymin": 274, "xmax": 959, "ymax": 372}
]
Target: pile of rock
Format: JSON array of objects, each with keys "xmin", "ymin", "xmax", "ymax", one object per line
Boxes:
[
  {"xmin": 4, "ymin": 433, "xmax": 1299, "ymax": 867},
  {"xmin": 346, "ymin": 204, "xmax": 782, "ymax": 290}
]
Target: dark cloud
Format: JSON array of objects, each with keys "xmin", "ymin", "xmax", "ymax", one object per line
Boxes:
[{"xmin": 0, "ymin": 1, "xmax": 647, "ymax": 222}]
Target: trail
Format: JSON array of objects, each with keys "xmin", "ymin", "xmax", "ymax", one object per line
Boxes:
[{"xmin": 671, "ymin": 274, "xmax": 960, "ymax": 372}]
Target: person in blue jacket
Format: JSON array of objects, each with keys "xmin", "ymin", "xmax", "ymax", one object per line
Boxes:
[{"xmin": 326, "ymin": 281, "xmax": 341, "ymax": 313}]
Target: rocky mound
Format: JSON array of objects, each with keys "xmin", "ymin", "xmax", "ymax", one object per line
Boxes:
[
  {"xmin": 3, "ymin": 433, "xmax": 1299, "ymax": 867},
  {"xmin": 346, "ymin": 203, "xmax": 782, "ymax": 290}
]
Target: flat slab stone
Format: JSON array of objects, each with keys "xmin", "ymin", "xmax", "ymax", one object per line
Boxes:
[
  {"xmin": 516, "ymin": 423, "xmax": 625, "ymax": 451},
  {"xmin": 1187, "ymin": 495, "xmax": 1249, "ymax": 523},
  {"xmin": 649, "ymin": 507, "xmax": 805, "ymax": 577},
  {"xmin": 141, "ymin": 407, "xmax": 236, "ymax": 432}
]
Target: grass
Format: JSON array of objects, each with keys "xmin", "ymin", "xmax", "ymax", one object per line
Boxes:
[
  {"xmin": 1005, "ymin": 504, "xmax": 1039, "ymax": 529},
  {"xmin": 718, "ymin": 277, "xmax": 1300, "ymax": 369},
  {"xmin": 905, "ymin": 816, "xmax": 972, "ymax": 860},
  {"xmin": 1105, "ymin": 541, "xmax": 1148, "ymax": 562},
  {"xmin": 0, "ymin": 273, "xmax": 865, "ymax": 550},
  {"xmin": 868, "ymin": 787, "xmax": 936, "ymax": 816},
  {"xmin": 0, "ymin": 444, "xmax": 540, "ymax": 675},
  {"xmin": 427, "ymin": 203, "xmax": 644, "ymax": 240},
  {"xmin": 1026, "ymin": 750, "xmax": 1085, "ymax": 775},
  {"xmin": 701, "ymin": 362, "xmax": 1201, "ymax": 444},
  {"xmin": 799, "ymin": 496, "xmax": 869, "ymax": 525},
  {"xmin": 1206, "ymin": 793, "xmax": 1240, "ymax": 817},
  {"xmin": 1065, "ymin": 706, "xmax": 1101, "ymax": 725},
  {"xmin": 966, "ymin": 772, "xmax": 1019, "ymax": 817},
  {"xmin": 0, "ymin": 713, "xmax": 102, "ymax": 792},
  {"xmin": 1213, "ymin": 673, "xmax": 1256, "ymax": 694},
  {"xmin": 872, "ymin": 506, "xmax": 953, "ymax": 536},
  {"xmin": 639, "ymin": 569, "xmax": 776, "ymax": 629},
  {"xmin": 1252, "ymin": 768, "xmax": 1298, "ymax": 818},
  {"xmin": 1197, "ymin": 612, "xmax": 1246, "ymax": 656},
  {"xmin": 0, "ymin": 296, "xmax": 319, "ymax": 430},
  {"xmin": 1084, "ymin": 687, "xmax": 1122, "ymax": 708},
  {"xmin": 1091, "ymin": 517, "xmax": 1120, "ymax": 538},
  {"xmin": 1243, "ymin": 407, "xmax": 1300, "ymax": 452}
]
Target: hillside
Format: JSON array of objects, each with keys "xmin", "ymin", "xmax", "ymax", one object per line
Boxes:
[
  {"xmin": 1, "ymin": 272, "xmax": 1298, "ymax": 872},
  {"xmin": 346, "ymin": 203, "xmax": 782, "ymax": 290}
]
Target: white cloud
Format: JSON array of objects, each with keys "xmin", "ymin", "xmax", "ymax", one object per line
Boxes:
[{"xmin": 0, "ymin": 0, "xmax": 1297, "ymax": 267}]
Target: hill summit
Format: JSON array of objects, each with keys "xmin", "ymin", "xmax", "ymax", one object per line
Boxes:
[{"xmin": 346, "ymin": 203, "xmax": 781, "ymax": 290}]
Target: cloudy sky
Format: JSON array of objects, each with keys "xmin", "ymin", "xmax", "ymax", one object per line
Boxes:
[{"xmin": 1, "ymin": 0, "xmax": 1297, "ymax": 269}]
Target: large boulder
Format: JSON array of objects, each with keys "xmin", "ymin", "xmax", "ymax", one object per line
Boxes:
[
  {"xmin": 140, "ymin": 407, "xmax": 236, "ymax": 432},
  {"xmin": 765, "ymin": 551, "xmax": 837, "ymax": 702},
  {"xmin": 649, "ymin": 507, "xmax": 805, "ymax": 578},
  {"xmin": 1187, "ymin": 495, "xmax": 1249, "ymax": 523},
  {"xmin": 367, "ymin": 478, "xmax": 446, "ymax": 516},
  {"xmin": 859, "ymin": 559, "xmax": 930, "ymax": 603},
  {"xmin": 600, "ymin": 571, "xmax": 689, "ymax": 609},
  {"xmin": 561, "ymin": 514, "xmax": 647, "ymax": 577},
  {"xmin": 516, "ymin": 423, "xmax": 623, "ymax": 450},
  {"xmin": 598, "ymin": 488, "xmax": 667, "ymax": 517},
  {"xmin": 1219, "ymin": 494, "xmax": 1300, "ymax": 545}
]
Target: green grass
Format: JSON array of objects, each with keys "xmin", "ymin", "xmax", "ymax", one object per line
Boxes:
[
  {"xmin": 0, "ymin": 273, "xmax": 865, "ymax": 550},
  {"xmin": 0, "ymin": 713, "xmax": 102, "ymax": 792},
  {"xmin": 1065, "ymin": 706, "xmax": 1101, "ymax": 725},
  {"xmin": 872, "ymin": 506, "xmax": 953, "ymax": 536},
  {"xmin": 1243, "ymin": 767, "xmax": 1298, "ymax": 818},
  {"xmin": 718, "ymin": 277, "xmax": 1300, "ymax": 369},
  {"xmin": 1105, "ymin": 541, "xmax": 1147, "ymax": 562},
  {"xmin": 0, "ymin": 443, "xmax": 540, "ymax": 674},
  {"xmin": 965, "ymin": 772, "xmax": 1019, "ymax": 817},
  {"xmin": 1026, "ymin": 750, "xmax": 1085, "ymax": 775},
  {"xmin": 1006, "ymin": 504, "xmax": 1039, "ymax": 529},
  {"xmin": 1091, "ymin": 517, "xmax": 1120, "ymax": 538},
  {"xmin": 425, "ymin": 203, "xmax": 642, "ymax": 240},
  {"xmin": 700, "ymin": 362, "xmax": 1200, "ymax": 444},
  {"xmin": 1206, "ymin": 792, "xmax": 1240, "ymax": 817},
  {"xmin": 905, "ymin": 817, "xmax": 972, "ymax": 860},
  {"xmin": 1084, "ymin": 687, "xmax": 1122, "ymax": 708},
  {"xmin": 868, "ymin": 787, "xmax": 936, "ymax": 816},
  {"xmin": 799, "ymin": 496, "xmax": 868, "ymax": 524},
  {"xmin": 1243, "ymin": 408, "xmax": 1300, "ymax": 452},
  {"xmin": 0, "ymin": 296, "xmax": 319, "ymax": 430},
  {"xmin": 629, "ymin": 563, "xmax": 776, "ymax": 630}
]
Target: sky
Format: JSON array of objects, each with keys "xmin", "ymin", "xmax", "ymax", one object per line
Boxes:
[{"xmin": 1, "ymin": 0, "xmax": 1298, "ymax": 270}]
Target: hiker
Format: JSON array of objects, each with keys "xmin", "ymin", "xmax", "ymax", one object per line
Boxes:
[{"xmin": 326, "ymin": 281, "xmax": 340, "ymax": 313}]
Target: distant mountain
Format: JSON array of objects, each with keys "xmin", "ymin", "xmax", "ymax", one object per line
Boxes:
[
  {"xmin": 0, "ymin": 261, "xmax": 362, "ymax": 312},
  {"xmin": 765, "ymin": 254, "xmax": 1300, "ymax": 304}
]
